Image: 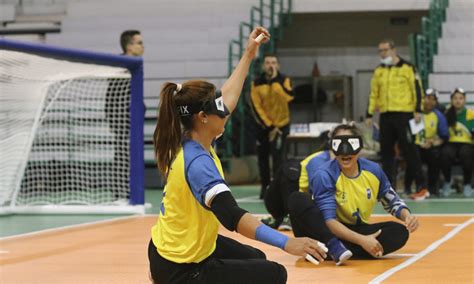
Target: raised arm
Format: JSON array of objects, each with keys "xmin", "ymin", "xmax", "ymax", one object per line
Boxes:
[{"xmin": 221, "ymin": 27, "xmax": 270, "ymax": 113}]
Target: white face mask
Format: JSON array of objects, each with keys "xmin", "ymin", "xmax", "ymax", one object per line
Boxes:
[{"xmin": 380, "ymin": 56, "xmax": 393, "ymax": 65}]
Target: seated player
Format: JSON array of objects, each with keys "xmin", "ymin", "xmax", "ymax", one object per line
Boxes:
[
  {"xmin": 288, "ymin": 123, "xmax": 419, "ymax": 265},
  {"xmin": 440, "ymin": 87, "xmax": 474, "ymax": 197},
  {"xmin": 261, "ymin": 131, "xmax": 333, "ymax": 230}
]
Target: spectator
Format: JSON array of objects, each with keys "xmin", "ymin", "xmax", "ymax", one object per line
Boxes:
[
  {"xmin": 105, "ymin": 30, "xmax": 144, "ymax": 200},
  {"xmin": 120, "ymin": 30, "xmax": 144, "ymax": 56},
  {"xmin": 288, "ymin": 124, "xmax": 418, "ymax": 265},
  {"xmin": 408, "ymin": 89, "xmax": 449, "ymax": 200},
  {"xmin": 440, "ymin": 88, "xmax": 474, "ymax": 197},
  {"xmin": 251, "ymin": 54, "xmax": 293, "ymax": 199},
  {"xmin": 366, "ymin": 39, "xmax": 424, "ymax": 196}
]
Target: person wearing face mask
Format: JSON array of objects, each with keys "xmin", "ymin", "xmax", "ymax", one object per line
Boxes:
[
  {"xmin": 440, "ymin": 88, "xmax": 474, "ymax": 197},
  {"xmin": 365, "ymin": 39, "xmax": 424, "ymax": 197},
  {"xmin": 288, "ymin": 123, "xmax": 418, "ymax": 264},
  {"xmin": 250, "ymin": 54, "xmax": 294, "ymax": 199}
]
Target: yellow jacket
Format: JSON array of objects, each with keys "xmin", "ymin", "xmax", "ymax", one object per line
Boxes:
[
  {"xmin": 367, "ymin": 58, "xmax": 423, "ymax": 117},
  {"xmin": 251, "ymin": 72, "xmax": 293, "ymax": 128}
]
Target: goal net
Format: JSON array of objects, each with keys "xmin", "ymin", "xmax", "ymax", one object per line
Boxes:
[{"xmin": 0, "ymin": 39, "xmax": 145, "ymax": 214}]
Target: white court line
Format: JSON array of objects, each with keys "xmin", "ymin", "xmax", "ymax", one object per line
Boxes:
[
  {"xmin": 369, "ymin": 218, "xmax": 474, "ymax": 284},
  {"xmin": 381, "ymin": 253, "xmax": 416, "ymax": 259},
  {"xmin": 405, "ymin": 198, "xmax": 474, "ymax": 203},
  {"xmin": 0, "ymin": 215, "xmax": 140, "ymax": 241},
  {"xmin": 371, "ymin": 213, "xmax": 474, "ymax": 217},
  {"xmin": 236, "ymin": 195, "xmax": 262, "ymax": 203},
  {"xmin": 0, "ymin": 250, "xmax": 10, "ymax": 254},
  {"xmin": 443, "ymin": 223, "xmax": 461, "ymax": 227}
]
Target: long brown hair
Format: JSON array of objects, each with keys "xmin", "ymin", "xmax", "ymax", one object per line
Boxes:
[
  {"xmin": 153, "ymin": 80, "xmax": 216, "ymax": 177},
  {"xmin": 446, "ymin": 88, "xmax": 466, "ymax": 128}
]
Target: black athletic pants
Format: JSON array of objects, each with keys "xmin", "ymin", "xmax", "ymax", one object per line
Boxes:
[
  {"xmin": 379, "ymin": 112, "xmax": 422, "ymax": 192},
  {"xmin": 148, "ymin": 235, "xmax": 287, "ymax": 284},
  {"xmin": 256, "ymin": 124, "xmax": 290, "ymax": 198},
  {"xmin": 287, "ymin": 192, "xmax": 409, "ymax": 259},
  {"xmin": 406, "ymin": 146, "xmax": 442, "ymax": 194},
  {"xmin": 440, "ymin": 142, "xmax": 474, "ymax": 185},
  {"xmin": 264, "ymin": 159, "xmax": 301, "ymax": 220}
]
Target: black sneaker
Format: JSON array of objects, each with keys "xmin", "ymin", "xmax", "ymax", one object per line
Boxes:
[{"xmin": 277, "ymin": 215, "xmax": 292, "ymax": 231}]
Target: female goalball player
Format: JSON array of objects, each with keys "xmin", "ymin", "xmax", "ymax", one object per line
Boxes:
[
  {"xmin": 148, "ymin": 27, "xmax": 327, "ymax": 284},
  {"xmin": 289, "ymin": 123, "xmax": 419, "ymax": 263}
]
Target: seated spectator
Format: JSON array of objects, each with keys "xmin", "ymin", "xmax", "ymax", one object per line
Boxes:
[
  {"xmin": 440, "ymin": 88, "xmax": 474, "ymax": 197},
  {"xmin": 288, "ymin": 123, "xmax": 418, "ymax": 265},
  {"xmin": 408, "ymin": 89, "xmax": 449, "ymax": 200}
]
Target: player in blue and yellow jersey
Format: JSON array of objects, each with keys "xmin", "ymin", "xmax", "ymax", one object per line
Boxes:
[
  {"xmin": 288, "ymin": 124, "xmax": 419, "ymax": 264},
  {"xmin": 407, "ymin": 89, "xmax": 449, "ymax": 200},
  {"xmin": 148, "ymin": 27, "xmax": 327, "ymax": 284},
  {"xmin": 261, "ymin": 137, "xmax": 333, "ymax": 230},
  {"xmin": 440, "ymin": 88, "xmax": 474, "ymax": 197}
]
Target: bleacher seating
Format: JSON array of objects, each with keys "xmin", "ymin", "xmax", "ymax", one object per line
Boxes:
[{"xmin": 429, "ymin": 0, "xmax": 474, "ymax": 107}]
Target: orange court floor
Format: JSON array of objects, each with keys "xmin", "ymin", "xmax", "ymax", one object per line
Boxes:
[{"xmin": 0, "ymin": 215, "xmax": 473, "ymax": 284}]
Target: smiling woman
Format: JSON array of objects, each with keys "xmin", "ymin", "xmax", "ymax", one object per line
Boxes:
[{"xmin": 287, "ymin": 123, "xmax": 419, "ymax": 266}]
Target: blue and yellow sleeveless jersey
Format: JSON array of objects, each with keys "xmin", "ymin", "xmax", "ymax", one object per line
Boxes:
[
  {"xmin": 415, "ymin": 109, "xmax": 449, "ymax": 145},
  {"xmin": 313, "ymin": 158, "xmax": 408, "ymax": 225},
  {"xmin": 151, "ymin": 140, "xmax": 227, "ymax": 263},
  {"xmin": 299, "ymin": 150, "xmax": 331, "ymax": 194}
]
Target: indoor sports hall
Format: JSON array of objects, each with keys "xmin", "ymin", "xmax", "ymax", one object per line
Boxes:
[{"xmin": 1, "ymin": 0, "xmax": 473, "ymax": 283}]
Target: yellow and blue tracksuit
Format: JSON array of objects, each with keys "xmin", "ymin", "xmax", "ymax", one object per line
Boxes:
[
  {"xmin": 313, "ymin": 158, "xmax": 408, "ymax": 225},
  {"xmin": 415, "ymin": 109, "xmax": 449, "ymax": 145},
  {"xmin": 441, "ymin": 107, "xmax": 474, "ymax": 186},
  {"xmin": 410, "ymin": 108, "xmax": 449, "ymax": 193},
  {"xmin": 288, "ymin": 158, "xmax": 410, "ymax": 258}
]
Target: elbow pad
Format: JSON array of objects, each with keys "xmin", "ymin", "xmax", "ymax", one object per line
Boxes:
[{"xmin": 210, "ymin": 191, "xmax": 248, "ymax": 231}]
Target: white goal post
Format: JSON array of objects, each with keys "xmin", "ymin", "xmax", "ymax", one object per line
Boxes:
[{"xmin": 0, "ymin": 39, "xmax": 145, "ymax": 214}]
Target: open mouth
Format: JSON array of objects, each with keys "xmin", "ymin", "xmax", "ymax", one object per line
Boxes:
[{"xmin": 341, "ymin": 156, "xmax": 353, "ymax": 165}]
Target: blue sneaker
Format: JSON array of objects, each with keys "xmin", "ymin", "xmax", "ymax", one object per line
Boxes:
[
  {"xmin": 463, "ymin": 184, "xmax": 472, "ymax": 198},
  {"xmin": 441, "ymin": 182, "xmax": 451, "ymax": 197},
  {"xmin": 327, "ymin": 238, "xmax": 353, "ymax": 266}
]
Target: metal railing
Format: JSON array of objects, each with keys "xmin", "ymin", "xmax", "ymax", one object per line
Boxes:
[
  {"xmin": 409, "ymin": 0, "xmax": 449, "ymax": 88},
  {"xmin": 224, "ymin": 0, "xmax": 292, "ymax": 157}
]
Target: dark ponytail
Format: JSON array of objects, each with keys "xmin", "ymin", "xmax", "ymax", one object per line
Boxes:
[
  {"xmin": 154, "ymin": 83, "xmax": 182, "ymax": 176},
  {"xmin": 445, "ymin": 105, "xmax": 457, "ymax": 128},
  {"xmin": 153, "ymin": 80, "xmax": 217, "ymax": 177}
]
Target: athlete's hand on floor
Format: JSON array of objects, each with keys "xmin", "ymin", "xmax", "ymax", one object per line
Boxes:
[{"xmin": 284, "ymin": 237, "xmax": 327, "ymax": 263}]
